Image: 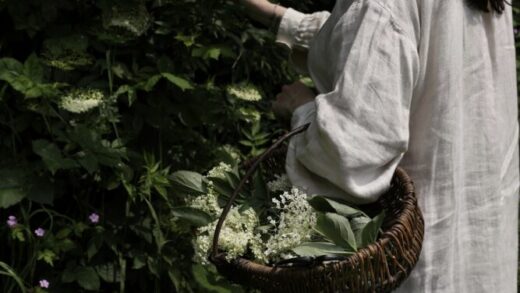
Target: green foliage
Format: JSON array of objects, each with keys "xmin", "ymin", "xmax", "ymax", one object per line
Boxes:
[
  {"xmin": 294, "ymin": 196, "xmax": 385, "ymax": 257},
  {"xmin": 315, "ymin": 212, "xmax": 357, "ymax": 252},
  {"xmin": 292, "ymin": 242, "xmax": 352, "ymax": 257},
  {"xmin": 308, "ymin": 195, "xmax": 365, "ymax": 218},
  {"xmin": 0, "ymin": 0, "xmax": 334, "ymax": 291}
]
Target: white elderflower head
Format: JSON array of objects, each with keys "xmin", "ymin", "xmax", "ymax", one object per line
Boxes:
[
  {"xmin": 267, "ymin": 174, "xmax": 292, "ymax": 192},
  {"xmin": 226, "ymin": 83, "xmax": 262, "ymax": 101},
  {"xmin": 193, "ymin": 206, "xmax": 259, "ymax": 265},
  {"xmin": 187, "ymin": 186, "xmax": 223, "ymax": 219},
  {"xmin": 254, "ymin": 187, "xmax": 317, "ymax": 263},
  {"xmin": 60, "ymin": 89, "xmax": 104, "ymax": 113},
  {"xmin": 206, "ymin": 162, "xmax": 232, "ymax": 180}
]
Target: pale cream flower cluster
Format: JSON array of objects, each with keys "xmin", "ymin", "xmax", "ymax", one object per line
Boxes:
[
  {"xmin": 188, "ymin": 187, "xmax": 222, "ymax": 219},
  {"xmin": 226, "ymin": 84, "xmax": 262, "ymax": 101},
  {"xmin": 206, "ymin": 162, "xmax": 232, "ymax": 179},
  {"xmin": 191, "ymin": 166, "xmax": 316, "ymax": 266},
  {"xmin": 59, "ymin": 89, "xmax": 104, "ymax": 113},
  {"xmin": 252, "ymin": 187, "xmax": 317, "ymax": 263},
  {"xmin": 193, "ymin": 206, "xmax": 258, "ymax": 265}
]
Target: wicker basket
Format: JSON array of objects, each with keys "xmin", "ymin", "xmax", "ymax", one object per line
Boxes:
[{"xmin": 209, "ymin": 123, "xmax": 424, "ymax": 293}]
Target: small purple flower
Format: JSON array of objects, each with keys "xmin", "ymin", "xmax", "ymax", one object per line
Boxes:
[
  {"xmin": 39, "ymin": 279, "xmax": 50, "ymax": 288},
  {"xmin": 34, "ymin": 228, "xmax": 45, "ymax": 237},
  {"xmin": 6, "ymin": 215, "xmax": 17, "ymax": 228},
  {"xmin": 88, "ymin": 213, "xmax": 100, "ymax": 224}
]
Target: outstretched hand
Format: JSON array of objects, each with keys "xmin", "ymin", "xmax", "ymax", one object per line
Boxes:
[
  {"xmin": 237, "ymin": 0, "xmax": 287, "ymax": 27},
  {"xmin": 272, "ymin": 80, "xmax": 316, "ymax": 120}
]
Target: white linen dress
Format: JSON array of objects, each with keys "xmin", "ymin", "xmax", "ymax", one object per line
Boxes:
[{"xmin": 275, "ymin": 0, "xmax": 519, "ymax": 292}]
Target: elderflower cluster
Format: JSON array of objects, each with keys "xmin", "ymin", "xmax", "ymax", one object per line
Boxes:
[
  {"xmin": 255, "ymin": 187, "xmax": 317, "ymax": 263},
  {"xmin": 206, "ymin": 162, "xmax": 232, "ymax": 179},
  {"xmin": 193, "ymin": 207, "xmax": 258, "ymax": 265},
  {"xmin": 59, "ymin": 89, "xmax": 104, "ymax": 113},
  {"xmin": 188, "ymin": 186, "xmax": 222, "ymax": 218},
  {"xmin": 226, "ymin": 84, "xmax": 262, "ymax": 101},
  {"xmin": 267, "ymin": 174, "xmax": 292, "ymax": 192}
]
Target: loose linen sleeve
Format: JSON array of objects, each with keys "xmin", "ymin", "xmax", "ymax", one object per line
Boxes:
[
  {"xmin": 275, "ymin": 8, "xmax": 331, "ymax": 74},
  {"xmin": 286, "ymin": 2, "xmax": 419, "ymax": 204}
]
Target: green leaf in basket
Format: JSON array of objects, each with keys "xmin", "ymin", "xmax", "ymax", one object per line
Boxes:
[
  {"xmin": 351, "ymin": 216, "xmax": 371, "ymax": 245},
  {"xmin": 315, "ymin": 212, "xmax": 357, "ymax": 252},
  {"xmin": 292, "ymin": 242, "xmax": 354, "ymax": 257},
  {"xmin": 169, "ymin": 171, "xmax": 207, "ymax": 195},
  {"xmin": 171, "ymin": 206, "xmax": 213, "ymax": 227},
  {"xmin": 308, "ymin": 196, "xmax": 365, "ymax": 218},
  {"xmin": 358, "ymin": 211, "xmax": 386, "ymax": 249}
]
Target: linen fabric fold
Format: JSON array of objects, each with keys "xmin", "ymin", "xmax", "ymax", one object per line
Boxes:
[{"xmin": 275, "ymin": 1, "xmax": 519, "ymax": 292}]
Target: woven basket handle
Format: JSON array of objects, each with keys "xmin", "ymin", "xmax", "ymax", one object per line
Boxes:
[{"xmin": 209, "ymin": 122, "xmax": 311, "ymax": 261}]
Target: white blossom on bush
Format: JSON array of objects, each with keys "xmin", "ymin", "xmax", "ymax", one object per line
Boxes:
[
  {"xmin": 206, "ymin": 162, "xmax": 232, "ymax": 179},
  {"xmin": 215, "ymin": 145, "xmax": 242, "ymax": 163},
  {"xmin": 188, "ymin": 185, "xmax": 222, "ymax": 219},
  {"xmin": 226, "ymin": 84, "xmax": 262, "ymax": 101},
  {"xmin": 59, "ymin": 89, "xmax": 104, "ymax": 113}
]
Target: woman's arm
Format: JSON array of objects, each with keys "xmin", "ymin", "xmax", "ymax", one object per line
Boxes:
[
  {"xmin": 284, "ymin": 2, "xmax": 419, "ymax": 204},
  {"xmin": 238, "ymin": 1, "xmax": 331, "ymax": 74},
  {"xmin": 239, "ymin": 0, "xmax": 287, "ymax": 27}
]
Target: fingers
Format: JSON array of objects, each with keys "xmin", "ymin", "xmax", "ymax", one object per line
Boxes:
[{"xmin": 273, "ymin": 81, "xmax": 316, "ymax": 121}]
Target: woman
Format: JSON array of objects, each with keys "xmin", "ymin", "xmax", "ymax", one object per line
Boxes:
[{"xmin": 240, "ymin": 0, "xmax": 519, "ymax": 292}]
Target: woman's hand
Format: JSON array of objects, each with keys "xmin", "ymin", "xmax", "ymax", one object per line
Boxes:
[
  {"xmin": 238, "ymin": 0, "xmax": 287, "ymax": 27},
  {"xmin": 272, "ymin": 80, "xmax": 316, "ymax": 119}
]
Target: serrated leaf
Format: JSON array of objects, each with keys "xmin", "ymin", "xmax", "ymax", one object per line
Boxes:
[
  {"xmin": 161, "ymin": 73, "xmax": 193, "ymax": 91},
  {"xmin": 169, "ymin": 171, "xmax": 207, "ymax": 195},
  {"xmin": 292, "ymin": 242, "xmax": 354, "ymax": 257},
  {"xmin": 95, "ymin": 263, "xmax": 120, "ymax": 283},
  {"xmin": 315, "ymin": 212, "xmax": 357, "ymax": 252},
  {"xmin": 36, "ymin": 249, "xmax": 56, "ymax": 266},
  {"xmin": 75, "ymin": 267, "xmax": 100, "ymax": 291},
  {"xmin": 0, "ymin": 168, "xmax": 27, "ymax": 208},
  {"xmin": 23, "ymin": 54, "xmax": 44, "ymax": 82},
  {"xmin": 0, "ymin": 58, "xmax": 23, "ymax": 81},
  {"xmin": 171, "ymin": 206, "xmax": 213, "ymax": 227},
  {"xmin": 32, "ymin": 139, "xmax": 78, "ymax": 174},
  {"xmin": 0, "ymin": 57, "xmax": 63, "ymax": 98},
  {"xmin": 308, "ymin": 196, "xmax": 364, "ymax": 218}
]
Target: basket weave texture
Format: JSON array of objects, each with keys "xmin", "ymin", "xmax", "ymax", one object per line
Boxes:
[{"xmin": 209, "ymin": 124, "xmax": 424, "ymax": 293}]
